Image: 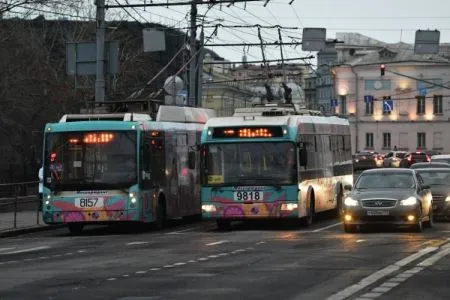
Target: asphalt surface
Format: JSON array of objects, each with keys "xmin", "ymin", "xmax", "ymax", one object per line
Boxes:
[{"xmin": 0, "ymin": 212, "xmax": 449, "ymax": 300}]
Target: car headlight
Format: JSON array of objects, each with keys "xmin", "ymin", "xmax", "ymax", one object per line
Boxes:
[
  {"xmin": 344, "ymin": 197, "xmax": 359, "ymax": 207},
  {"xmin": 445, "ymin": 196, "xmax": 450, "ymax": 202},
  {"xmin": 400, "ymin": 196, "xmax": 417, "ymax": 206}
]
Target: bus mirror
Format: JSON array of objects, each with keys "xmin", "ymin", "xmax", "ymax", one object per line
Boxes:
[
  {"xmin": 188, "ymin": 151, "xmax": 196, "ymax": 169},
  {"xmin": 299, "ymin": 148, "xmax": 307, "ymax": 166}
]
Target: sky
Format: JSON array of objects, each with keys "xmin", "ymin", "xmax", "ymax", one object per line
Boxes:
[{"xmin": 102, "ymin": 0, "xmax": 450, "ymax": 66}]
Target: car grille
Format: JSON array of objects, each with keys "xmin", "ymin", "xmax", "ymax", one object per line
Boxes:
[
  {"xmin": 361, "ymin": 199, "xmax": 397, "ymax": 208},
  {"xmin": 432, "ymin": 195, "xmax": 445, "ymax": 203}
]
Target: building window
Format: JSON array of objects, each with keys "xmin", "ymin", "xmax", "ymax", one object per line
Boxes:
[
  {"xmin": 340, "ymin": 95, "xmax": 347, "ymax": 115},
  {"xmin": 433, "ymin": 95, "xmax": 443, "ymax": 114},
  {"xmin": 417, "ymin": 132, "xmax": 426, "ymax": 148},
  {"xmin": 365, "ymin": 79, "xmax": 391, "ymax": 90},
  {"xmin": 365, "ymin": 101, "xmax": 374, "ymax": 115},
  {"xmin": 433, "ymin": 132, "xmax": 443, "ymax": 149},
  {"xmin": 383, "ymin": 133, "xmax": 391, "ymax": 148},
  {"xmin": 365, "ymin": 133, "xmax": 374, "ymax": 148},
  {"xmin": 416, "ymin": 96, "xmax": 426, "ymax": 114}
]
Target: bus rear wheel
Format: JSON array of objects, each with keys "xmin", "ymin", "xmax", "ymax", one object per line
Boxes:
[
  {"xmin": 216, "ymin": 220, "xmax": 231, "ymax": 231},
  {"xmin": 68, "ymin": 223, "xmax": 84, "ymax": 234}
]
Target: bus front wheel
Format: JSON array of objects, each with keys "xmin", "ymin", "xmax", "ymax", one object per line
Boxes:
[
  {"xmin": 68, "ymin": 223, "xmax": 84, "ymax": 234},
  {"xmin": 300, "ymin": 195, "xmax": 314, "ymax": 226}
]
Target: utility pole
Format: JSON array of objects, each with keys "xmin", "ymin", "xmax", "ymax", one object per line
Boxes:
[
  {"xmin": 188, "ymin": 3, "xmax": 197, "ymax": 107},
  {"xmin": 257, "ymin": 27, "xmax": 269, "ymax": 80},
  {"xmin": 197, "ymin": 28, "xmax": 205, "ymax": 107},
  {"xmin": 278, "ymin": 28, "xmax": 287, "ymax": 82},
  {"xmin": 95, "ymin": 0, "xmax": 106, "ymax": 103}
]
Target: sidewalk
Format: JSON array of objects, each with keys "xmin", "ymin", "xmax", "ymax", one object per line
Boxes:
[{"xmin": 0, "ymin": 210, "xmax": 58, "ymax": 236}]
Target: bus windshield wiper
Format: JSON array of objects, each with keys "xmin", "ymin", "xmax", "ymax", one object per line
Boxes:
[{"xmin": 238, "ymin": 177, "xmax": 282, "ymax": 190}]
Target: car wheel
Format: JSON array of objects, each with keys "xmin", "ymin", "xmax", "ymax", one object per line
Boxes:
[
  {"xmin": 413, "ymin": 217, "xmax": 423, "ymax": 233},
  {"xmin": 344, "ymin": 223, "xmax": 356, "ymax": 233},
  {"xmin": 424, "ymin": 209, "xmax": 433, "ymax": 228}
]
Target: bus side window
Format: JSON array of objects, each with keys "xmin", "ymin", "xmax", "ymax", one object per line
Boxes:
[{"xmin": 141, "ymin": 134, "xmax": 151, "ymax": 188}]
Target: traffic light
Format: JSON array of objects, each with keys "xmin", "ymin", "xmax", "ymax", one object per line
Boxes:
[{"xmin": 380, "ymin": 64, "xmax": 385, "ymax": 76}]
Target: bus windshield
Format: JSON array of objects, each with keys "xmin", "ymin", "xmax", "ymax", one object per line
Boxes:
[
  {"xmin": 44, "ymin": 130, "xmax": 137, "ymax": 190},
  {"xmin": 204, "ymin": 142, "xmax": 297, "ymax": 185}
]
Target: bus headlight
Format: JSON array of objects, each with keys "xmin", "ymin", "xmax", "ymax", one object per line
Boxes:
[
  {"xmin": 445, "ymin": 196, "xmax": 450, "ymax": 202},
  {"xmin": 129, "ymin": 192, "xmax": 137, "ymax": 203},
  {"xmin": 281, "ymin": 203, "xmax": 298, "ymax": 211},
  {"xmin": 202, "ymin": 204, "xmax": 216, "ymax": 212}
]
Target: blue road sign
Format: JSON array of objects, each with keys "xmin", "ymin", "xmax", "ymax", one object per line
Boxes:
[
  {"xmin": 364, "ymin": 95, "xmax": 374, "ymax": 103},
  {"xmin": 330, "ymin": 98, "xmax": 338, "ymax": 107},
  {"xmin": 419, "ymin": 87, "xmax": 427, "ymax": 97},
  {"xmin": 383, "ymin": 99, "xmax": 393, "ymax": 113}
]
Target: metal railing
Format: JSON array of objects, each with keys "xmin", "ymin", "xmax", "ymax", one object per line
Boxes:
[{"xmin": 0, "ymin": 181, "xmax": 41, "ymax": 231}]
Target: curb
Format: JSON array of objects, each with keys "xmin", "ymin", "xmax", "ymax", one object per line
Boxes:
[{"xmin": 0, "ymin": 224, "xmax": 66, "ymax": 238}]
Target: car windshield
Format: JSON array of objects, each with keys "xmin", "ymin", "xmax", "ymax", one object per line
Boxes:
[
  {"xmin": 432, "ymin": 158, "xmax": 450, "ymax": 164},
  {"xmin": 44, "ymin": 130, "xmax": 137, "ymax": 190},
  {"xmin": 204, "ymin": 142, "xmax": 297, "ymax": 185},
  {"xmin": 416, "ymin": 170, "xmax": 450, "ymax": 186},
  {"xmin": 355, "ymin": 172, "xmax": 415, "ymax": 189}
]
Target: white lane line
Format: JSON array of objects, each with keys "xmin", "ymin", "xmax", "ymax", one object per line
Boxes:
[
  {"xmin": 122, "ymin": 275, "xmax": 129, "ymax": 277},
  {"xmin": 166, "ymin": 226, "xmax": 200, "ymax": 235},
  {"xmin": 206, "ymin": 240, "xmax": 229, "ymax": 246},
  {"xmin": 107, "ymin": 278, "xmax": 116, "ymax": 281},
  {"xmin": 356, "ymin": 239, "xmax": 366, "ymax": 243},
  {"xmin": 174, "ymin": 262, "xmax": 187, "ymax": 266},
  {"xmin": 150, "ymin": 268, "xmax": 161, "ymax": 271},
  {"xmin": 77, "ymin": 250, "xmax": 87, "ymax": 253},
  {"xmin": 188, "ymin": 260, "xmax": 197, "ymax": 263},
  {"xmin": 417, "ymin": 246, "xmax": 450, "ymax": 267},
  {"xmin": 136, "ymin": 271, "xmax": 147, "ymax": 274},
  {"xmin": 1, "ymin": 246, "xmax": 50, "ymax": 255},
  {"xmin": 325, "ymin": 246, "xmax": 437, "ymax": 300},
  {"xmin": 312, "ymin": 222, "xmax": 343, "ymax": 232},
  {"xmin": 361, "ymin": 292, "xmax": 382, "ymax": 298},
  {"xmin": 0, "ymin": 248, "xmax": 15, "ymax": 252},
  {"xmin": 208, "ymin": 255, "xmax": 219, "ymax": 258},
  {"xmin": 217, "ymin": 253, "xmax": 228, "ymax": 256},
  {"xmin": 256, "ymin": 241, "xmax": 266, "ymax": 245},
  {"xmin": 164, "ymin": 265, "xmax": 174, "ymax": 268},
  {"xmin": 126, "ymin": 241, "xmax": 149, "ymax": 246},
  {"xmin": 198, "ymin": 257, "xmax": 209, "ymax": 261}
]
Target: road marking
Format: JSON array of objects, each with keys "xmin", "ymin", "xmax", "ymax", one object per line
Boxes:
[
  {"xmin": 107, "ymin": 278, "xmax": 116, "ymax": 281},
  {"xmin": 206, "ymin": 240, "xmax": 229, "ymax": 246},
  {"xmin": 312, "ymin": 222, "xmax": 343, "ymax": 232},
  {"xmin": 173, "ymin": 262, "xmax": 186, "ymax": 266},
  {"xmin": 126, "ymin": 241, "xmax": 149, "ymax": 246},
  {"xmin": 166, "ymin": 226, "xmax": 200, "ymax": 235},
  {"xmin": 136, "ymin": 271, "xmax": 147, "ymax": 274},
  {"xmin": 1, "ymin": 246, "xmax": 50, "ymax": 255},
  {"xmin": 208, "ymin": 255, "xmax": 219, "ymax": 258},
  {"xmin": 188, "ymin": 260, "xmax": 197, "ymax": 263},
  {"xmin": 356, "ymin": 239, "xmax": 366, "ymax": 243},
  {"xmin": 256, "ymin": 241, "xmax": 266, "ymax": 245},
  {"xmin": 326, "ymin": 246, "xmax": 437, "ymax": 300},
  {"xmin": 0, "ymin": 248, "xmax": 15, "ymax": 252},
  {"xmin": 150, "ymin": 268, "xmax": 161, "ymax": 271}
]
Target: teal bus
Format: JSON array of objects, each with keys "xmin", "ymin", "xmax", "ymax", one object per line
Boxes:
[
  {"xmin": 200, "ymin": 104, "xmax": 353, "ymax": 229},
  {"xmin": 42, "ymin": 105, "xmax": 215, "ymax": 233}
]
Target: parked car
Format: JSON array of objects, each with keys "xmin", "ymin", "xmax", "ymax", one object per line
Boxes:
[
  {"xmin": 383, "ymin": 151, "xmax": 407, "ymax": 168},
  {"xmin": 353, "ymin": 151, "xmax": 378, "ymax": 171},
  {"xmin": 343, "ymin": 168, "xmax": 433, "ymax": 233},
  {"xmin": 431, "ymin": 154, "xmax": 450, "ymax": 165},
  {"xmin": 410, "ymin": 162, "xmax": 450, "ymax": 169},
  {"xmin": 414, "ymin": 168, "xmax": 450, "ymax": 221},
  {"xmin": 400, "ymin": 152, "xmax": 430, "ymax": 168}
]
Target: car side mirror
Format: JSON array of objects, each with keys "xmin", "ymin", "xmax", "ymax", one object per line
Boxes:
[
  {"xmin": 188, "ymin": 151, "xmax": 196, "ymax": 169},
  {"xmin": 344, "ymin": 184, "xmax": 352, "ymax": 191}
]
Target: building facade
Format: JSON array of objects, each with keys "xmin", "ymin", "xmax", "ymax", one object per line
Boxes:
[{"xmin": 333, "ymin": 46, "xmax": 450, "ymax": 154}]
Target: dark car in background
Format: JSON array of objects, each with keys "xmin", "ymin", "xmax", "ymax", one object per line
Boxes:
[
  {"xmin": 410, "ymin": 162, "xmax": 450, "ymax": 169},
  {"xmin": 343, "ymin": 168, "xmax": 433, "ymax": 233},
  {"xmin": 400, "ymin": 152, "xmax": 430, "ymax": 168},
  {"xmin": 414, "ymin": 168, "xmax": 450, "ymax": 220},
  {"xmin": 353, "ymin": 151, "xmax": 378, "ymax": 171}
]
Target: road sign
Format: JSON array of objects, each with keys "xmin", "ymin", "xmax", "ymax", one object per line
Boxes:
[
  {"xmin": 419, "ymin": 87, "xmax": 427, "ymax": 97},
  {"xmin": 383, "ymin": 98, "xmax": 393, "ymax": 113},
  {"xmin": 414, "ymin": 30, "xmax": 440, "ymax": 54},
  {"xmin": 364, "ymin": 95, "xmax": 374, "ymax": 103},
  {"xmin": 302, "ymin": 28, "xmax": 327, "ymax": 51},
  {"xmin": 330, "ymin": 98, "xmax": 338, "ymax": 107},
  {"xmin": 66, "ymin": 41, "xmax": 119, "ymax": 76}
]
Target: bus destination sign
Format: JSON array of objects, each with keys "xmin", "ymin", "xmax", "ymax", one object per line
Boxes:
[{"xmin": 212, "ymin": 126, "xmax": 284, "ymax": 138}]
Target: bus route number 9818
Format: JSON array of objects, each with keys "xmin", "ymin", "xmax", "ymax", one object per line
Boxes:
[{"xmin": 233, "ymin": 191, "xmax": 264, "ymax": 201}]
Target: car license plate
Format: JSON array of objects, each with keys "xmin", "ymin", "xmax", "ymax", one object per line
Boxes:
[
  {"xmin": 367, "ymin": 210, "xmax": 389, "ymax": 216},
  {"xmin": 75, "ymin": 197, "xmax": 104, "ymax": 208},
  {"xmin": 233, "ymin": 191, "xmax": 263, "ymax": 201}
]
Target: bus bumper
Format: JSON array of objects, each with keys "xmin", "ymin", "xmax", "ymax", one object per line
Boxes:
[
  {"xmin": 201, "ymin": 202, "xmax": 299, "ymax": 219},
  {"xmin": 42, "ymin": 209, "xmax": 142, "ymax": 225}
]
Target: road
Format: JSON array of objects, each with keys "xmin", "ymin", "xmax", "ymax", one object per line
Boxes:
[{"xmin": 0, "ymin": 214, "xmax": 449, "ymax": 300}]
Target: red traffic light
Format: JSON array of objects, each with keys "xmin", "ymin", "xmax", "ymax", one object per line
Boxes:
[{"xmin": 380, "ymin": 64, "xmax": 385, "ymax": 76}]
